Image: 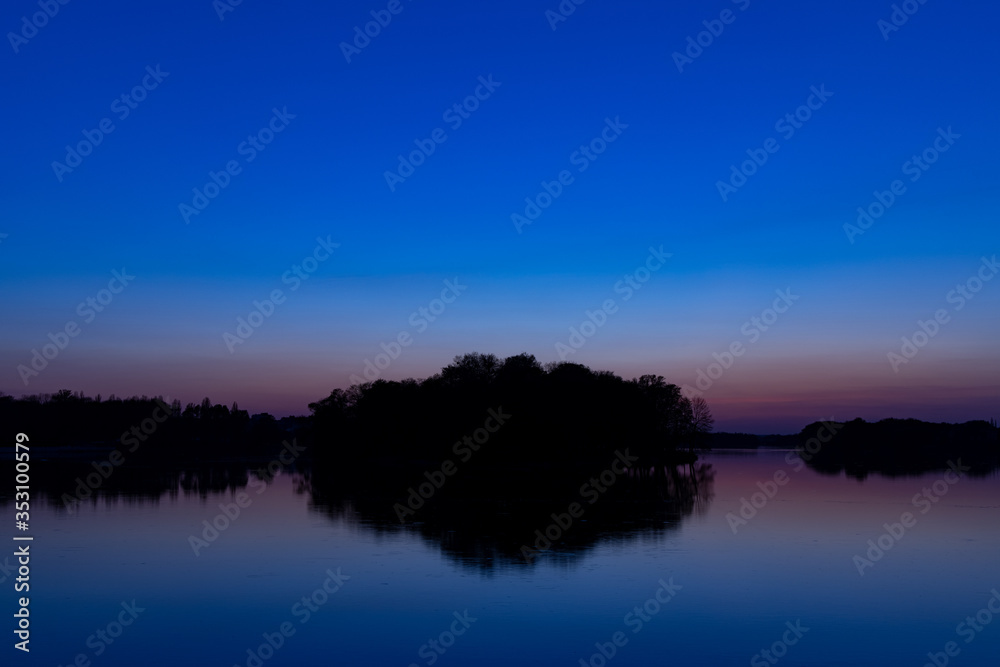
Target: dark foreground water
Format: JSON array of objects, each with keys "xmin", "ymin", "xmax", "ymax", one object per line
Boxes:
[{"xmin": 8, "ymin": 450, "xmax": 1000, "ymax": 666}]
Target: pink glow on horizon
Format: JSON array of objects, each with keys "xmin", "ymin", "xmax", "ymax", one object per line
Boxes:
[{"xmin": 7, "ymin": 346, "xmax": 997, "ymax": 434}]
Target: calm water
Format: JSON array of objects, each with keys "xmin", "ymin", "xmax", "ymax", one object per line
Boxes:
[{"xmin": 13, "ymin": 450, "xmax": 1000, "ymax": 666}]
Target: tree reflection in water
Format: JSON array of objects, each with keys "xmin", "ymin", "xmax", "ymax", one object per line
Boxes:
[{"xmin": 303, "ymin": 460, "xmax": 715, "ymax": 572}]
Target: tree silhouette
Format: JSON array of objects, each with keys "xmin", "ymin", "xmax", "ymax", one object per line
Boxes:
[
  {"xmin": 690, "ymin": 396, "xmax": 714, "ymax": 449},
  {"xmin": 309, "ymin": 352, "xmax": 710, "ymax": 472}
]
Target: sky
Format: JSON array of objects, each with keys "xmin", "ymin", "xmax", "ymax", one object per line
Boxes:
[{"xmin": 1, "ymin": 0, "xmax": 997, "ymax": 432}]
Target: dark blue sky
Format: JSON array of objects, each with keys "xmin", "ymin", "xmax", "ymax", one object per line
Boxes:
[{"xmin": 2, "ymin": 0, "xmax": 998, "ymax": 431}]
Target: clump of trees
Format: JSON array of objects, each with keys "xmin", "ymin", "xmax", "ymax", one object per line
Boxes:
[
  {"xmin": 798, "ymin": 417, "xmax": 1000, "ymax": 477},
  {"xmin": 307, "ymin": 353, "xmax": 714, "ymax": 565},
  {"xmin": 309, "ymin": 352, "xmax": 712, "ymax": 470}
]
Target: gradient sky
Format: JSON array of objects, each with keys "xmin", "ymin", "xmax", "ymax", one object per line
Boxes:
[{"xmin": 1, "ymin": 0, "xmax": 997, "ymax": 432}]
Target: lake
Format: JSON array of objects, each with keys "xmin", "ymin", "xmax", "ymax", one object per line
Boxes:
[{"xmin": 14, "ymin": 449, "xmax": 1000, "ymax": 666}]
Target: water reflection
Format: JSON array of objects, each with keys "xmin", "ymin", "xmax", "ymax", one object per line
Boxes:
[
  {"xmin": 303, "ymin": 461, "xmax": 715, "ymax": 571},
  {"xmin": 3, "ymin": 455, "xmax": 714, "ymax": 572},
  {"xmin": 804, "ymin": 456, "xmax": 1000, "ymax": 481},
  {"xmin": 4, "ymin": 459, "xmax": 276, "ymax": 511}
]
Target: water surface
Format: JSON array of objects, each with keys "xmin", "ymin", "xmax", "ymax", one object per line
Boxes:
[{"xmin": 13, "ymin": 450, "xmax": 1000, "ymax": 666}]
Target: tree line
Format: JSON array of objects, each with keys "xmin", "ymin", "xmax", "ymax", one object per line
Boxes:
[
  {"xmin": 308, "ymin": 352, "xmax": 713, "ymax": 470},
  {"xmin": 1, "ymin": 354, "xmax": 713, "ymax": 471}
]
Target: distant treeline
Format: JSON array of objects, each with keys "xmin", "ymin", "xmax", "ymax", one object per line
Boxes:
[
  {"xmin": 0, "ymin": 389, "xmax": 302, "ymax": 458},
  {"xmin": 707, "ymin": 432, "xmax": 798, "ymax": 449},
  {"xmin": 798, "ymin": 417, "xmax": 999, "ymax": 476},
  {"xmin": 0, "ymin": 354, "xmax": 713, "ymax": 472},
  {"xmin": 5, "ymin": 356, "xmax": 997, "ymax": 479}
]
